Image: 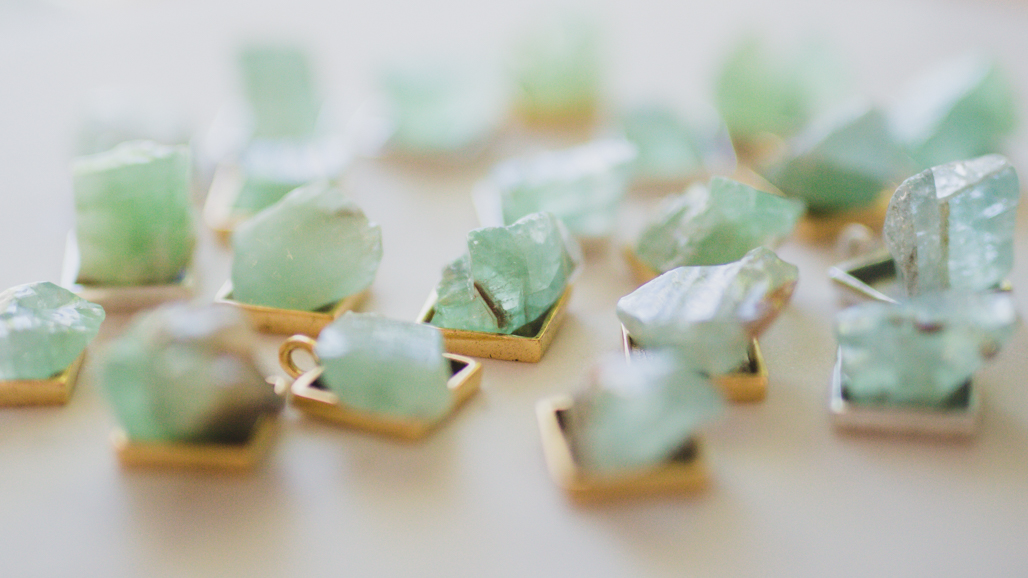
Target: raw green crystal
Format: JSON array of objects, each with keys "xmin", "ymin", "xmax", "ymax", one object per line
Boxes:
[
  {"xmin": 764, "ymin": 102, "xmax": 909, "ymax": 213},
  {"xmin": 239, "ymin": 44, "xmax": 320, "ymax": 139},
  {"xmin": 230, "ymin": 137, "xmax": 348, "ymax": 213},
  {"xmin": 635, "ymin": 176, "xmax": 803, "ymax": 272},
  {"xmin": 836, "ymin": 291, "xmax": 1017, "ymax": 407},
  {"xmin": 72, "ymin": 140, "xmax": 195, "ymax": 286},
  {"xmin": 889, "ymin": 54, "xmax": 1017, "ymax": 170},
  {"xmin": 567, "ymin": 352, "xmax": 723, "ymax": 474},
  {"xmin": 619, "ymin": 104, "xmax": 735, "ymax": 185},
  {"xmin": 0, "ymin": 282, "xmax": 105, "ymax": 380},
  {"xmin": 884, "ymin": 155, "xmax": 1019, "ymax": 296},
  {"xmin": 231, "ymin": 181, "xmax": 382, "ymax": 311},
  {"xmin": 101, "ymin": 304, "xmax": 283, "ymax": 443},
  {"xmin": 316, "ymin": 313, "xmax": 452, "ymax": 420},
  {"xmin": 431, "ymin": 212, "xmax": 580, "ymax": 335},
  {"xmin": 617, "ymin": 247, "xmax": 797, "ymax": 375},
  {"xmin": 510, "ymin": 13, "xmax": 600, "ymax": 121},
  {"xmin": 491, "ymin": 139, "xmax": 637, "ymax": 237}
]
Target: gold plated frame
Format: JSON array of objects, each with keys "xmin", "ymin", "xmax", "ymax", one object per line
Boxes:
[
  {"xmin": 0, "ymin": 351, "xmax": 85, "ymax": 407},
  {"xmin": 112, "ymin": 414, "xmax": 280, "ymax": 471},
  {"xmin": 215, "ymin": 281, "xmax": 368, "ymax": 336}
]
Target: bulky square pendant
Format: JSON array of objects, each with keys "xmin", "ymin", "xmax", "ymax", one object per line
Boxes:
[
  {"xmin": 215, "ymin": 281, "xmax": 368, "ymax": 336},
  {"xmin": 536, "ymin": 395, "xmax": 708, "ymax": 503},
  {"xmin": 0, "ymin": 351, "xmax": 85, "ymax": 407}
]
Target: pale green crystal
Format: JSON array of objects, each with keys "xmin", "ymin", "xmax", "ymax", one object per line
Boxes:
[
  {"xmin": 635, "ymin": 176, "xmax": 803, "ymax": 272},
  {"xmin": 239, "ymin": 45, "xmax": 320, "ymax": 139},
  {"xmin": 492, "ymin": 139, "xmax": 637, "ymax": 237},
  {"xmin": 316, "ymin": 313, "xmax": 451, "ymax": 420},
  {"xmin": 620, "ymin": 104, "xmax": 735, "ymax": 184},
  {"xmin": 889, "ymin": 54, "xmax": 1017, "ymax": 170},
  {"xmin": 884, "ymin": 155, "xmax": 1019, "ymax": 297},
  {"xmin": 72, "ymin": 140, "xmax": 195, "ymax": 285},
  {"xmin": 510, "ymin": 13, "xmax": 600, "ymax": 120},
  {"xmin": 231, "ymin": 137, "xmax": 348, "ymax": 213},
  {"xmin": 836, "ymin": 291, "xmax": 1017, "ymax": 407},
  {"xmin": 101, "ymin": 304, "xmax": 283, "ymax": 443},
  {"xmin": 617, "ymin": 247, "xmax": 797, "ymax": 375},
  {"xmin": 0, "ymin": 282, "xmax": 104, "ymax": 380},
  {"xmin": 568, "ymin": 352, "xmax": 723, "ymax": 474},
  {"xmin": 231, "ymin": 181, "xmax": 382, "ymax": 311}
]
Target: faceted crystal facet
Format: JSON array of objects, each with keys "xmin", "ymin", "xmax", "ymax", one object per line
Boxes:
[
  {"xmin": 316, "ymin": 313, "xmax": 452, "ymax": 420},
  {"xmin": 239, "ymin": 45, "xmax": 320, "ymax": 139},
  {"xmin": 72, "ymin": 140, "xmax": 195, "ymax": 286},
  {"xmin": 884, "ymin": 155, "xmax": 1019, "ymax": 296},
  {"xmin": 0, "ymin": 282, "xmax": 105, "ymax": 380},
  {"xmin": 836, "ymin": 291, "xmax": 1017, "ymax": 407},
  {"xmin": 231, "ymin": 181, "xmax": 382, "ymax": 311},
  {"xmin": 635, "ymin": 176, "xmax": 804, "ymax": 272},
  {"xmin": 567, "ymin": 352, "xmax": 723, "ymax": 474},
  {"xmin": 619, "ymin": 104, "xmax": 736, "ymax": 185},
  {"xmin": 101, "ymin": 304, "xmax": 283, "ymax": 443},
  {"xmin": 431, "ymin": 212, "xmax": 580, "ymax": 335},
  {"xmin": 617, "ymin": 247, "xmax": 798, "ymax": 375}
]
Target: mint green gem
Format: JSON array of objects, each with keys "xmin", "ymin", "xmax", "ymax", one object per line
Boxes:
[
  {"xmin": 231, "ymin": 181, "xmax": 382, "ymax": 311},
  {"xmin": 635, "ymin": 176, "xmax": 803, "ymax": 272},
  {"xmin": 620, "ymin": 105, "xmax": 704, "ymax": 183},
  {"xmin": 239, "ymin": 45, "xmax": 320, "ymax": 139},
  {"xmin": 316, "ymin": 313, "xmax": 451, "ymax": 420},
  {"xmin": 72, "ymin": 140, "xmax": 195, "ymax": 286},
  {"xmin": 884, "ymin": 155, "xmax": 1019, "ymax": 297},
  {"xmin": 0, "ymin": 282, "xmax": 104, "ymax": 380},
  {"xmin": 231, "ymin": 138, "xmax": 349, "ymax": 214},
  {"xmin": 431, "ymin": 255, "xmax": 502, "ymax": 334},
  {"xmin": 510, "ymin": 13, "xmax": 600, "ymax": 119}
]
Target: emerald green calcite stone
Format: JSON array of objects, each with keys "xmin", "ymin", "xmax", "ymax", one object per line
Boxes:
[
  {"xmin": 836, "ymin": 291, "xmax": 1017, "ymax": 407},
  {"xmin": 431, "ymin": 212, "xmax": 580, "ymax": 335},
  {"xmin": 72, "ymin": 140, "xmax": 195, "ymax": 286},
  {"xmin": 884, "ymin": 155, "xmax": 1019, "ymax": 296},
  {"xmin": 491, "ymin": 139, "xmax": 637, "ymax": 237},
  {"xmin": 635, "ymin": 176, "xmax": 803, "ymax": 272},
  {"xmin": 568, "ymin": 352, "xmax": 723, "ymax": 474},
  {"xmin": 765, "ymin": 102, "xmax": 909, "ymax": 213},
  {"xmin": 231, "ymin": 181, "xmax": 382, "ymax": 311},
  {"xmin": 316, "ymin": 313, "xmax": 452, "ymax": 420},
  {"xmin": 617, "ymin": 247, "xmax": 797, "ymax": 375},
  {"xmin": 239, "ymin": 45, "xmax": 320, "ymax": 139},
  {"xmin": 101, "ymin": 304, "xmax": 283, "ymax": 443},
  {"xmin": 889, "ymin": 55, "xmax": 1017, "ymax": 170},
  {"xmin": 0, "ymin": 282, "xmax": 105, "ymax": 380},
  {"xmin": 510, "ymin": 13, "xmax": 600, "ymax": 120}
]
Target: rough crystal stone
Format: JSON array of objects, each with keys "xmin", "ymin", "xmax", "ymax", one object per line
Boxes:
[
  {"xmin": 617, "ymin": 247, "xmax": 798, "ymax": 375},
  {"xmin": 0, "ymin": 282, "xmax": 105, "ymax": 380},
  {"xmin": 72, "ymin": 140, "xmax": 195, "ymax": 285},
  {"xmin": 431, "ymin": 212, "xmax": 580, "ymax": 335},
  {"xmin": 889, "ymin": 54, "xmax": 1017, "ymax": 170},
  {"xmin": 836, "ymin": 291, "xmax": 1017, "ymax": 407},
  {"xmin": 490, "ymin": 139, "xmax": 637, "ymax": 237},
  {"xmin": 567, "ymin": 352, "xmax": 723, "ymax": 474},
  {"xmin": 884, "ymin": 155, "xmax": 1019, "ymax": 297},
  {"xmin": 231, "ymin": 181, "xmax": 382, "ymax": 311},
  {"xmin": 765, "ymin": 101, "xmax": 909, "ymax": 213},
  {"xmin": 619, "ymin": 104, "xmax": 735, "ymax": 185},
  {"xmin": 231, "ymin": 137, "xmax": 348, "ymax": 213},
  {"xmin": 239, "ymin": 44, "xmax": 320, "ymax": 139},
  {"xmin": 316, "ymin": 313, "xmax": 452, "ymax": 420},
  {"xmin": 101, "ymin": 304, "xmax": 283, "ymax": 443},
  {"xmin": 635, "ymin": 176, "xmax": 804, "ymax": 272}
]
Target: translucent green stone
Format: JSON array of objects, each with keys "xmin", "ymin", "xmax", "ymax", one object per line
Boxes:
[
  {"xmin": 619, "ymin": 104, "xmax": 737, "ymax": 185},
  {"xmin": 568, "ymin": 352, "xmax": 723, "ymax": 474},
  {"xmin": 764, "ymin": 102, "xmax": 909, "ymax": 213},
  {"xmin": 510, "ymin": 13, "xmax": 600, "ymax": 121},
  {"xmin": 0, "ymin": 282, "xmax": 105, "ymax": 380},
  {"xmin": 884, "ymin": 155, "xmax": 1019, "ymax": 296},
  {"xmin": 617, "ymin": 247, "xmax": 797, "ymax": 375},
  {"xmin": 635, "ymin": 176, "xmax": 803, "ymax": 272},
  {"xmin": 316, "ymin": 313, "xmax": 451, "ymax": 420},
  {"xmin": 230, "ymin": 137, "xmax": 349, "ymax": 214},
  {"xmin": 239, "ymin": 45, "xmax": 320, "ymax": 139},
  {"xmin": 101, "ymin": 304, "xmax": 283, "ymax": 443},
  {"xmin": 836, "ymin": 291, "xmax": 1017, "ymax": 407},
  {"xmin": 889, "ymin": 54, "xmax": 1017, "ymax": 170},
  {"xmin": 72, "ymin": 140, "xmax": 195, "ymax": 285}
]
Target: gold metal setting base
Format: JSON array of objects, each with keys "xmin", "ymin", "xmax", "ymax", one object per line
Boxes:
[
  {"xmin": 536, "ymin": 395, "xmax": 708, "ymax": 503},
  {"xmin": 0, "ymin": 351, "xmax": 85, "ymax": 407},
  {"xmin": 416, "ymin": 285, "xmax": 572, "ymax": 363},
  {"xmin": 202, "ymin": 164, "xmax": 248, "ymax": 244},
  {"xmin": 112, "ymin": 414, "xmax": 280, "ymax": 471},
  {"xmin": 215, "ymin": 281, "xmax": 368, "ymax": 336},
  {"xmin": 794, "ymin": 192, "xmax": 891, "ymax": 242}
]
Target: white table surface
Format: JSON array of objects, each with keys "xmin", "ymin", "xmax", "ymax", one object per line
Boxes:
[{"xmin": 2, "ymin": 0, "xmax": 1028, "ymax": 576}]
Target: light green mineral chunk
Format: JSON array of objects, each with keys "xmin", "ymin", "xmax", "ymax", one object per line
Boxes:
[
  {"xmin": 231, "ymin": 181, "xmax": 382, "ymax": 311},
  {"xmin": 635, "ymin": 176, "xmax": 804, "ymax": 272},
  {"xmin": 239, "ymin": 45, "xmax": 320, "ymax": 139},
  {"xmin": 884, "ymin": 155, "xmax": 1019, "ymax": 296},
  {"xmin": 617, "ymin": 247, "xmax": 797, "ymax": 375},
  {"xmin": 0, "ymin": 282, "xmax": 105, "ymax": 380},
  {"xmin": 889, "ymin": 54, "xmax": 1017, "ymax": 170},
  {"xmin": 568, "ymin": 352, "xmax": 723, "ymax": 474},
  {"xmin": 765, "ymin": 102, "xmax": 909, "ymax": 213},
  {"xmin": 620, "ymin": 105, "xmax": 704, "ymax": 183},
  {"xmin": 72, "ymin": 140, "xmax": 195, "ymax": 286},
  {"xmin": 510, "ymin": 13, "xmax": 600, "ymax": 120},
  {"xmin": 468, "ymin": 226, "xmax": 529, "ymax": 332},
  {"xmin": 431, "ymin": 255, "xmax": 501, "ymax": 333},
  {"xmin": 231, "ymin": 137, "xmax": 349, "ymax": 213},
  {"xmin": 508, "ymin": 213, "xmax": 579, "ymax": 322},
  {"xmin": 316, "ymin": 313, "xmax": 451, "ymax": 420},
  {"xmin": 836, "ymin": 291, "xmax": 1017, "ymax": 407},
  {"xmin": 101, "ymin": 304, "xmax": 283, "ymax": 443}
]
